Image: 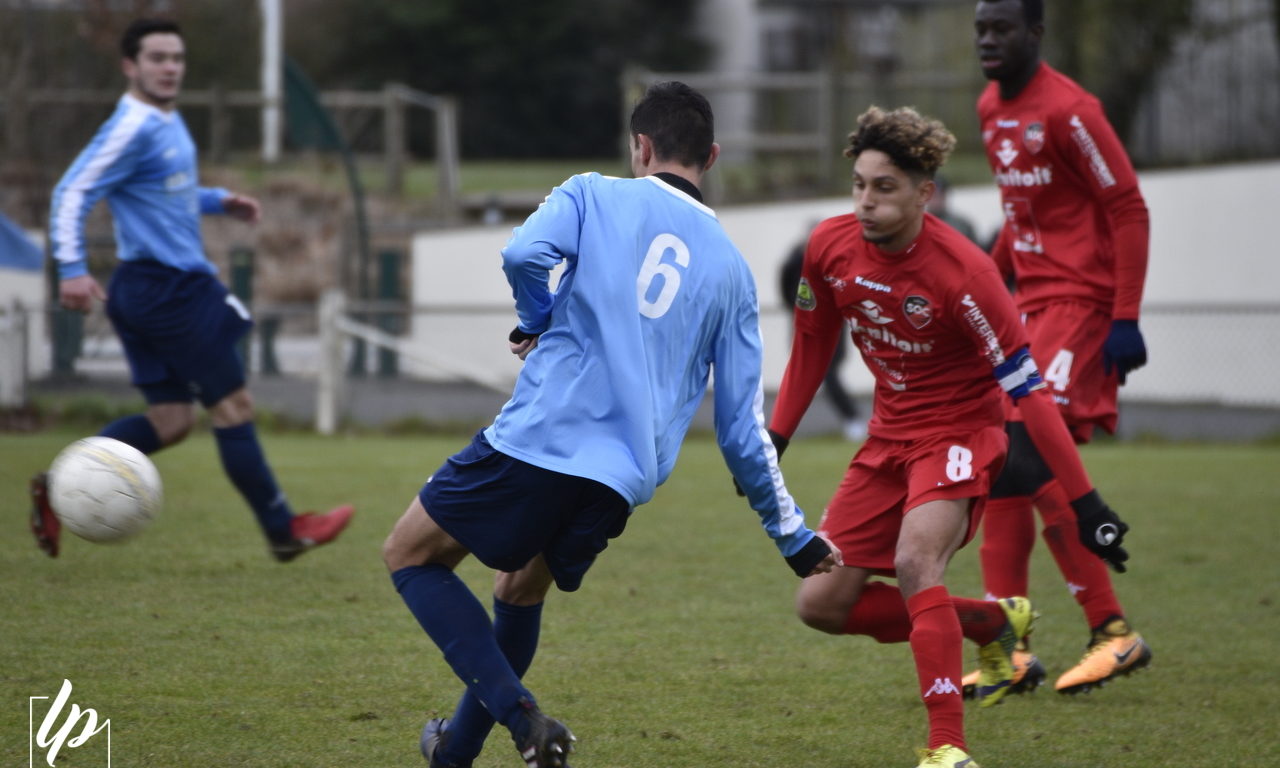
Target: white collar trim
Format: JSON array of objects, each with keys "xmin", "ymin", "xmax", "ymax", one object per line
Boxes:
[{"xmin": 644, "ymin": 175, "xmax": 716, "ymax": 218}]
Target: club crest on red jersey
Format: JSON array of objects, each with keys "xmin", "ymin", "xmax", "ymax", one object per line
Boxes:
[
  {"xmin": 1024, "ymin": 122, "xmax": 1045, "ymax": 154},
  {"xmin": 903, "ymin": 295, "xmax": 933, "ymax": 329}
]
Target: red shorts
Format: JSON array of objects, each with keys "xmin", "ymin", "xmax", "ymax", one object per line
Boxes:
[
  {"xmin": 1006, "ymin": 301, "xmax": 1117, "ymax": 442},
  {"xmin": 817, "ymin": 426, "xmax": 1009, "ymax": 573}
]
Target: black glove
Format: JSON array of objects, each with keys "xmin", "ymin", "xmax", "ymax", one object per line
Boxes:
[
  {"xmin": 509, "ymin": 326, "xmax": 539, "ymax": 344},
  {"xmin": 784, "ymin": 535, "xmax": 834, "ymax": 578},
  {"xmin": 1103, "ymin": 319, "xmax": 1147, "ymax": 384},
  {"xmin": 734, "ymin": 429, "xmax": 790, "ymax": 497},
  {"xmin": 1070, "ymin": 490, "xmax": 1130, "ymax": 573}
]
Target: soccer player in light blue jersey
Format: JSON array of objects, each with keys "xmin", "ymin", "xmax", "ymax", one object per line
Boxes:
[
  {"xmin": 30, "ymin": 18, "xmax": 352, "ymax": 562},
  {"xmin": 383, "ymin": 81, "xmax": 841, "ymax": 768}
]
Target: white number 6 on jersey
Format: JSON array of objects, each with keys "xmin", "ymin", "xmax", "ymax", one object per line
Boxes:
[{"xmin": 637, "ymin": 233, "xmax": 690, "ymax": 319}]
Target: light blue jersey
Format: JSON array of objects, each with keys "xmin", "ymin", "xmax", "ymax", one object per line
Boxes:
[
  {"xmin": 486, "ymin": 172, "xmax": 815, "ymax": 559},
  {"xmin": 50, "ymin": 94, "xmax": 229, "ymax": 280}
]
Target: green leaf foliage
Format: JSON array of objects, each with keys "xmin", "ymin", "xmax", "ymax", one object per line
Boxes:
[{"xmin": 285, "ymin": 0, "xmax": 710, "ymax": 158}]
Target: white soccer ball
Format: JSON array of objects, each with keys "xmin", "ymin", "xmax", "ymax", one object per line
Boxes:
[{"xmin": 47, "ymin": 436, "xmax": 163, "ymax": 543}]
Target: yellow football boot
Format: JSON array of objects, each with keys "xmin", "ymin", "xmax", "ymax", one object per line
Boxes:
[
  {"xmin": 962, "ymin": 646, "xmax": 1045, "ymax": 699},
  {"xmin": 975, "ymin": 597, "xmax": 1039, "ymax": 707},
  {"xmin": 916, "ymin": 744, "xmax": 980, "ymax": 767}
]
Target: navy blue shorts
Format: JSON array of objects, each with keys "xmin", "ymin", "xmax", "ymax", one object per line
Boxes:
[
  {"xmin": 420, "ymin": 430, "xmax": 632, "ymax": 592},
  {"xmin": 106, "ymin": 260, "xmax": 252, "ymax": 407}
]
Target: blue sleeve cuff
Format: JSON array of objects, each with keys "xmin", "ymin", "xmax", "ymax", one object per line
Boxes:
[
  {"xmin": 199, "ymin": 187, "xmax": 230, "ymax": 215},
  {"xmin": 58, "ymin": 260, "xmax": 89, "ymax": 280}
]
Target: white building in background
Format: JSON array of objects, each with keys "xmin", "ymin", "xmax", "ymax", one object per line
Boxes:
[{"xmin": 406, "ymin": 162, "xmax": 1280, "ymax": 410}]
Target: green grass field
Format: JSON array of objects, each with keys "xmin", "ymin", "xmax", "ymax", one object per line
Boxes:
[{"xmin": 2, "ymin": 430, "xmax": 1278, "ymax": 767}]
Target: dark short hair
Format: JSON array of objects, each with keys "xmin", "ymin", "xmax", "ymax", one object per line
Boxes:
[
  {"xmin": 628, "ymin": 81, "xmax": 715, "ymax": 168},
  {"xmin": 121, "ymin": 18, "xmax": 182, "ymax": 61},
  {"xmin": 979, "ymin": 0, "xmax": 1044, "ymax": 26},
  {"xmin": 1020, "ymin": 0, "xmax": 1045, "ymax": 25},
  {"xmin": 844, "ymin": 106, "xmax": 956, "ymax": 180}
]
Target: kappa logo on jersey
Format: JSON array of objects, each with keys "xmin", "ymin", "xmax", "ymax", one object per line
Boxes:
[
  {"xmin": 795, "ymin": 277, "xmax": 817, "ymax": 311},
  {"xmin": 854, "ymin": 275, "xmax": 892, "ymax": 293},
  {"xmin": 856, "ymin": 299, "xmax": 894, "ymax": 325},
  {"xmin": 924, "ymin": 677, "xmax": 961, "ymax": 697},
  {"xmin": 995, "ymin": 138, "xmax": 1019, "ymax": 167},
  {"xmin": 997, "ymin": 118, "xmax": 1020, "ymax": 128},
  {"xmin": 903, "ymin": 295, "xmax": 933, "ymax": 329},
  {"xmin": 824, "ymin": 275, "xmax": 848, "ymax": 291},
  {"xmin": 1024, "ymin": 122, "xmax": 1045, "ymax": 153}
]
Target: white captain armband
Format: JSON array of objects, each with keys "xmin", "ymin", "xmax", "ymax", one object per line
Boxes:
[{"xmin": 994, "ymin": 346, "xmax": 1044, "ymax": 402}]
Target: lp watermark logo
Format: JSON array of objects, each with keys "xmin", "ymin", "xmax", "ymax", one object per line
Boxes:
[{"xmin": 29, "ymin": 679, "xmax": 111, "ymax": 767}]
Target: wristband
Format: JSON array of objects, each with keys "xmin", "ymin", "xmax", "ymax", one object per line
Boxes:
[
  {"xmin": 784, "ymin": 535, "xmax": 831, "ymax": 578},
  {"xmin": 509, "ymin": 326, "xmax": 539, "ymax": 344},
  {"xmin": 767, "ymin": 429, "xmax": 790, "ymax": 460}
]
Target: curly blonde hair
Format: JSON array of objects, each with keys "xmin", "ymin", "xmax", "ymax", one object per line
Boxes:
[{"xmin": 843, "ymin": 106, "xmax": 956, "ymax": 179}]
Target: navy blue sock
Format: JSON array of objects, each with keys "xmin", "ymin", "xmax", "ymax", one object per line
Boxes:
[
  {"xmin": 438, "ymin": 598, "xmax": 544, "ymax": 765},
  {"xmin": 213, "ymin": 422, "xmax": 293, "ymax": 543},
  {"xmin": 99, "ymin": 414, "xmax": 162, "ymax": 455},
  {"xmin": 391, "ymin": 566, "xmax": 533, "ymax": 732}
]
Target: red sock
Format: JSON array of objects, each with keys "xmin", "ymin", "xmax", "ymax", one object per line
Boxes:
[
  {"xmin": 1036, "ymin": 481, "xmax": 1124, "ymax": 628},
  {"xmin": 907, "ymin": 586, "xmax": 965, "ymax": 751},
  {"xmin": 979, "ymin": 496, "xmax": 1036, "ymax": 599},
  {"xmin": 843, "ymin": 581, "xmax": 912, "ymax": 643},
  {"xmin": 844, "ymin": 583, "xmax": 1007, "ymax": 648},
  {"xmin": 950, "ymin": 596, "xmax": 1006, "ymax": 646}
]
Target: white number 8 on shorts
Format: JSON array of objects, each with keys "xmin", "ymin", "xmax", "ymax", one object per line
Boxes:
[{"xmin": 945, "ymin": 444, "xmax": 974, "ymax": 482}]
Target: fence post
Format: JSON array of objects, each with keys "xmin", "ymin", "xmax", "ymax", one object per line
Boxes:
[
  {"xmin": 384, "ymin": 84, "xmax": 406, "ymax": 197},
  {"xmin": 258, "ymin": 314, "xmax": 281, "ymax": 375},
  {"xmin": 0, "ymin": 302, "xmax": 28, "ymax": 407},
  {"xmin": 50, "ymin": 307, "xmax": 82, "ymax": 377},
  {"xmin": 210, "ymin": 82, "xmax": 229, "ymax": 164},
  {"xmin": 436, "ymin": 95, "xmax": 460, "ymax": 222},
  {"xmin": 376, "ymin": 248, "xmax": 401, "ymax": 378},
  {"xmin": 229, "ymin": 246, "xmax": 254, "ymax": 370},
  {"xmin": 316, "ymin": 289, "xmax": 345, "ymax": 435},
  {"xmin": 47, "ymin": 245, "xmax": 81, "ymax": 377}
]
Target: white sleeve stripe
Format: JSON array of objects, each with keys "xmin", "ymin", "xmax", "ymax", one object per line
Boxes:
[
  {"xmin": 997, "ymin": 355, "xmax": 1040, "ymax": 394},
  {"xmin": 1069, "ymin": 114, "xmax": 1117, "ymax": 189},
  {"xmin": 749, "ymin": 354, "xmax": 804, "ymax": 539},
  {"xmin": 52, "ymin": 104, "xmax": 149, "ymax": 266}
]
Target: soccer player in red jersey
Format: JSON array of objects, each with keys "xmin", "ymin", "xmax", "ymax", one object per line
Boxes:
[
  {"xmin": 768, "ymin": 105, "xmax": 1130, "ymax": 768},
  {"xmin": 971, "ymin": 0, "xmax": 1153, "ymax": 696}
]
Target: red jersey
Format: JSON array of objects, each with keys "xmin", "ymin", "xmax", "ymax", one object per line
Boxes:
[
  {"xmin": 978, "ymin": 63, "xmax": 1150, "ymax": 320},
  {"xmin": 771, "ymin": 213, "xmax": 1035, "ymax": 442}
]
